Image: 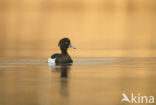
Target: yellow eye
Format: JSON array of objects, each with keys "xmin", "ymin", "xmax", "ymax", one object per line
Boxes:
[{"xmin": 65, "ymin": 42, "xmax": 68, "ymax": 44}]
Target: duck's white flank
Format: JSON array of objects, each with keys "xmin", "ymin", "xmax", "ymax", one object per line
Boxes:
[{"xmin": 48, "ymin": 58, "xmax": 56, "ymax": 66}]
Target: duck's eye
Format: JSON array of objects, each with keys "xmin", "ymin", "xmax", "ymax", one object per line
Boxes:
[{"xmin": 65, "ymin": 42, "xmax": 68, "ymax": 44}]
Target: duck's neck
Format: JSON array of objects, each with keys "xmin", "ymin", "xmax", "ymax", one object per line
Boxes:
[{"xmin": 61, "ymin": 49, "xmax": 68, "ymax": 55}]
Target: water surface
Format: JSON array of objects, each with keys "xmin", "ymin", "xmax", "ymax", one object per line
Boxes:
[{"xmin": 0, "ymin": 57, "xmax": 156, "ymax": 105}]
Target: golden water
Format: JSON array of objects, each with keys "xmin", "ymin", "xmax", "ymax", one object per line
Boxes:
[
  {"xmin": 0, "ymin": 0, "xmax": 156, "ymax": 105},
  {"xmin": 0, "ymin": 0, "xmax": 156, "ymax": 57},
  {"xmin": 0, "ymin": 57, "xmax": 156, "ymax": 105}
]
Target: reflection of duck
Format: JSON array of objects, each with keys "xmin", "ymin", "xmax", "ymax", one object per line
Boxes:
[
  {"xmin": 49, "ymin": 65, "xmax": 71, "ymax": 78},
  {"xmin": 48, "ymin": 38, "xmax": 75, "ymax": 66},
  {"xmin": 49, "ymin": 64, "xmax": 72, "ymax": 77},
  {"xmin": 60, "ymin": 66, "xmax": 68, "ymax": 78}
]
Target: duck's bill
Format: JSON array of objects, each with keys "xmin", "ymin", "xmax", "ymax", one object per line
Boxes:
[{"xmin": 69, "ymin": 44, "xmax": 76, "ymax": 49}]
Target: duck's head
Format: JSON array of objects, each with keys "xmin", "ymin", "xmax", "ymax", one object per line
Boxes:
[{"xmin": 58, "ymin": 38, "xmax": 76, "ymax": 50}]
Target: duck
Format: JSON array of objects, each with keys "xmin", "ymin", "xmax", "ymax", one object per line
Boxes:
[{"xmin": 48, "ymin": 38, "xmax": 75, "ymax": 65}]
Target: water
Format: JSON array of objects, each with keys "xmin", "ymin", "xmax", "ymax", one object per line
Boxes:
[
  {"xmin": 1, "ymin": 0, "xmax": 156, "ymax": 104},
  {"xmin": 0, "ymin": 57, "xmax": 156, "ymax": 105}
]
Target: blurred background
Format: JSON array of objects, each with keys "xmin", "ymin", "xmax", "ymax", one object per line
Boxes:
[
  {"xmin": 0, "ymin": 1, "xmax": 156, "ymax": 105},
  {"xmin": 0, "ymin": 0, "xmax": 156, "ymax": 58}
]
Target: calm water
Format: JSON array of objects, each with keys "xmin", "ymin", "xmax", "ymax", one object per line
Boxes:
[
  {"xmin": 0, "ymin": 57, "xmax": 156, "ymax": 105},
  {"xmin": 1, "ymin": 0, "xmax": 156, "ymax": 104}
]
